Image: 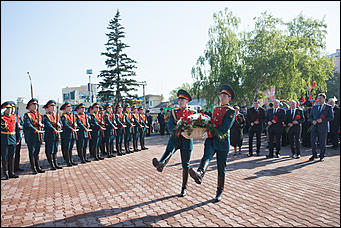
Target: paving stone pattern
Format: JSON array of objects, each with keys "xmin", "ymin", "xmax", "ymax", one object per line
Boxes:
[{"xmin": 1, "ymin": 135, "xmax": 340, "ymax": 227}]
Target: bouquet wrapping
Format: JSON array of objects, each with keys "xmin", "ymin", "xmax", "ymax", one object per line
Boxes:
[{"xmin": 175, "ymin": 113, "xmax": 215, "ymax": 139}]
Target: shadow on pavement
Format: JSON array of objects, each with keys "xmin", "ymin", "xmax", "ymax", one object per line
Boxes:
[
  {"xmin": 243, "ymin": 159, "xmax": 320, "ymax": 180},
  {"xmin": 32, "ymin": 195, "xmax": 214, "ymax": 227}
]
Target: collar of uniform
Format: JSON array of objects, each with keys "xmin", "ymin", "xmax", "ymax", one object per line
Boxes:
[
  {"xmin": 221, "ymin": 104, "xmax": 229, "ymax": 107},
  {"xmin": 29, "ymin": 110, "xmax": 37, "ymax": 113}
]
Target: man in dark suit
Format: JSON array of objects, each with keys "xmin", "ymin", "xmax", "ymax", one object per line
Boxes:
[
  {"xmin": 309, "ymin": 93, "xmax": 334, "ymax": 162},
  {"xmin": 266, "ymin": 99, "xmax": 286, "ymax": 158},
  {"xmin": 328, "ymin": 98, "xmax": 340, "ymax": 149},
  {"xmin": 246, "ymin": 100, "xmax": 266, "ymax": 156},
  {"xmin": 285, "ymin": 100, "xmax": 304, "ymax": 158},
  {"xmin": 157, "ymin": 108, "xmax": 165, "ymax": 135}
]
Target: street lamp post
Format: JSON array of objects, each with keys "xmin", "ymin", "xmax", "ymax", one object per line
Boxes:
[
  {"xmin": 27, "ymin": 72, "xmax": 34, "ymax": 99},
  {"xmin": 137, "ymin": 81, "xmax": 147, "ymax": 109},
  {"xmin": 86, "ymin": 69, "xmax": 93, "ymax": 104}
]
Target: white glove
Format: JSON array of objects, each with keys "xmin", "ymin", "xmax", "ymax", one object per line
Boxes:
[
  {"xmin": 181, "ymin": 131, "xmax": 189, "ymax": 139},
  {"xmin": 203, "ymin": 131, "xmax": 208, "ymax": 139}
]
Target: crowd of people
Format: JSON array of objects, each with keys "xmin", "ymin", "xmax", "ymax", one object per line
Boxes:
[
  {"xmin": 1, "ymin": 99, "xmax": 150, "ymax": 180},
  {"xmin": 230, "ymin": 95, "xmax": 340, "ymax": 161}
]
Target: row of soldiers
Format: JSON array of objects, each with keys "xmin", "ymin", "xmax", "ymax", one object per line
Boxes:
[{"xmin": 1, "ymin": 99, "xmax": 149, "ymax": 179}]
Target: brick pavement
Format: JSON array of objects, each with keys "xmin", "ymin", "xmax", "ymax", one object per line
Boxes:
[{"xmin": 1, "ymin": 134, "xmax": 340, "ymax": 227}]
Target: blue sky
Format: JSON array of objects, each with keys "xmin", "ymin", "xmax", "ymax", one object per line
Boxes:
[{"xmin": 1, "ymin": 1, "xmax": 340, "ymax": 105}]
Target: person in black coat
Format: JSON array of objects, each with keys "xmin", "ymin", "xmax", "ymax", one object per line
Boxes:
[
  {"xmin": 230, "ymin": 105, "xmax": 246, "ymax": 156},
  {"xmin": 328, "ymin": 98, "xmax": 340, "ymax": 149},
  {"xmin": 266, "ymin": 99, "xmax": 286, "ymax": 158},
  {"xmin": 146, "ymin": 110, "xmax": 153, "ymax": 136},
  {"xmin": 157, "ymin": 108, "xmax": 165, "ymax": 135},
  {"xmin": 301, "ymin": 101, "xmax": 313, "ymax": 147},
  {"xmin": 246, "ymin": 100, "xmax": 266, "ymax": 156},
  {"xmin": 285, "ymin": 100, "xmax": 304, "ymax": 158}
]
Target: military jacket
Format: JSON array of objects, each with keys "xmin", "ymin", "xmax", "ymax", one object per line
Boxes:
[
  {"xmin": 43, "ymin": 112, "xmax": 61, "ymax": 141},
  {"xmin": 1, "ymin": 113, "xmax": 17, "ymax": 145},
  {"xmin": 207, "ymin": 104, "xmax": 236, "ymax": 152},
  {"xmin": 23, "ymin": 111, "xmax": 43, "ymax": 143},
  {"xmin": 76, "ymin": 113, "xmax": 90, "ymax": 139}
]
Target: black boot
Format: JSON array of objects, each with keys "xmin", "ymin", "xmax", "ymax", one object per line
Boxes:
[
  {"xmin": 179, "ymin": 168, "xmax": 189, "ymax": 197},
  {"xmin": 52, "ymin": 154, "xmax": 62, "ymax": 169},
  {"xmin": 14, "ymin": 145, "xmax": 24, "ymax": 172},
  {"xmin": 152, "ymin": 150, "xmax": 172, "ymax": 172},
  {"xmin": 132, "ymin": 139, "xmax": 137, "ymax": 152},
  {"xmin": 64, "ymin": 149, "xmax": 73, "ymax": 167},
  {"xmin": 97, "ymin": 148, "xmax": 104, "ymax": 160},
  {"xmin": 111, "ymin": 144, "xmax": 117, "ymax": 157},
  {"xmin": 46, "ymin": 154, "xmax": 56, "ymax": 170},
  {"xmin": 83, "ymin": 148, "xmax": 91, "ymax": 162},
  {"xmin": 120, "ymin": 144, "xmax": 125, "ymax": 155},
  {"xmin": 106, "ymin": 143, "xmax": 113, "ymax": 158},
  {"xmin": 2, "ymin": 159, "xmax": 9, "ymax": 180},
  {"xmin": 215, "ymin": 176, "xmax": 225, "ymax": 202},
  {"xmin": 189, "ymin": 159, "xmax": 210, "ymax": 184},
  {"xmin": 29, "ymin": 154, "xmax": 38, "ymax": 174},
  {"xmin": 34, "ymin": 157, "xmax": 45, "ymax": 173},
  {"xmin": 124, "ymin": 143, "xmax": 130, "ymax": 154},
  {"xmin": 8, "ymin": 157, "xmax": 19, "ymax": 178},
  {"xmin": 70, "ymin": 150, "xmax": 78, "ymax": 165},
  {"xmin": 142, "ymin": 139, "xmax": 148, "ymax": 150},
  {"xmin": 77, "ymin": 144, "xmax": 86, "ymax": 163},
  {"xmin": 116, "ymin": 142, "xmax": 122, "ymax": 156}
]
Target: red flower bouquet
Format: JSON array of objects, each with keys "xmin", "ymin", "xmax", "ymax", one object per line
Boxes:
[
  {"xmin": 176, "ymin": 113, "xmax": 215, "ymax": 139},
  {"xmin": 273, "ymin": 115, "xmax": 278, "ymax": 122}
]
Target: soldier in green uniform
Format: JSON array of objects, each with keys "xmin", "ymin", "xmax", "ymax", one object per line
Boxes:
[
  {"xmin": 10, "ymin": 101, "xmax": 24, "ymax": 173},
  {"xmin": 189, "ymin": 85, "xmax": 236, "ymax": 202},
  {"xmin": 1, "ymin": 101, "xmax": 19, "ymax": 179},
  {"xmin": 43, "ymin": 100, "xmax": 62, "ymax": 170},
  {"xmin": 139, "ymin": 107, "xmax": 149, "ymax": 150},
  {"xmin": 75, "ymin": 103, "xmax": 91, "ymax": 163},
  {"xmin": 99, "ymin": 106, "xmax": 107, "ymax": 157},
  {"xmin": 60, "ymin": 102, "xmax": 78, "ymax": 166},
  {"xmin": 87, "ymin": 105, "xmax": 95, "ymax": 158},
  {"xmin": 123, "ymin": 105, "xmax": 133, "ymax": 154},
  {"xmin": 131, "ymin": 105, "xmax": 141, "ymax": 152},
  {"xmin": 152, "ymin": 89, "xmax": 194, "ymax": 197},
  {"xmin": 103, "ymin": 103, "xmax": 117, "ymax": 158},
  {"xmin": 115, "ymin": 104, "xmax": 126, "ymax": 155},
  {"xmin": 89, "ymin": 103, "xmax": 105, "ymax": 161},
  {"xmin": 23, "ymin": 98, "xmax": 45, "ymax": 174}
]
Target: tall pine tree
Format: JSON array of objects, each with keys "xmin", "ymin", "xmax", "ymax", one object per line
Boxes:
[{"xmin": 98, "ymin": 10, "xmax": 138, "ymax": 106}]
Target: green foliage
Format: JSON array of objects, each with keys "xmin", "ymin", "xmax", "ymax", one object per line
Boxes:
[
  {"xmin": 191, "ymin": 8, "xmax": 335, "ymax": 106},
  {"xmin": 98, "ymin": 10, "xmax": 138, "ymax": 106},
  {"xmin": 326, "ymin": 72, "xmax": 340, "ymax": 100},
  {"xmin": 169, "ymin": 82, "xmax": 194, "ymax": 101}
]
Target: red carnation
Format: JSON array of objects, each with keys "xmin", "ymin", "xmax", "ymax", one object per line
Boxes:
[
  {"xmin": 321, "ymin": 114, "xmax": 325, "ymax": 119},
  {"xmin": 295, "ymin": 115, "xmax": 301, "ymax": 120},
  {"xmin": 338, "ymin": 130, "xmax": 340, "ymax": 134},
  {"xmin": 273, "ymin": 115, "xmax": 278, "ymax": 122}
]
